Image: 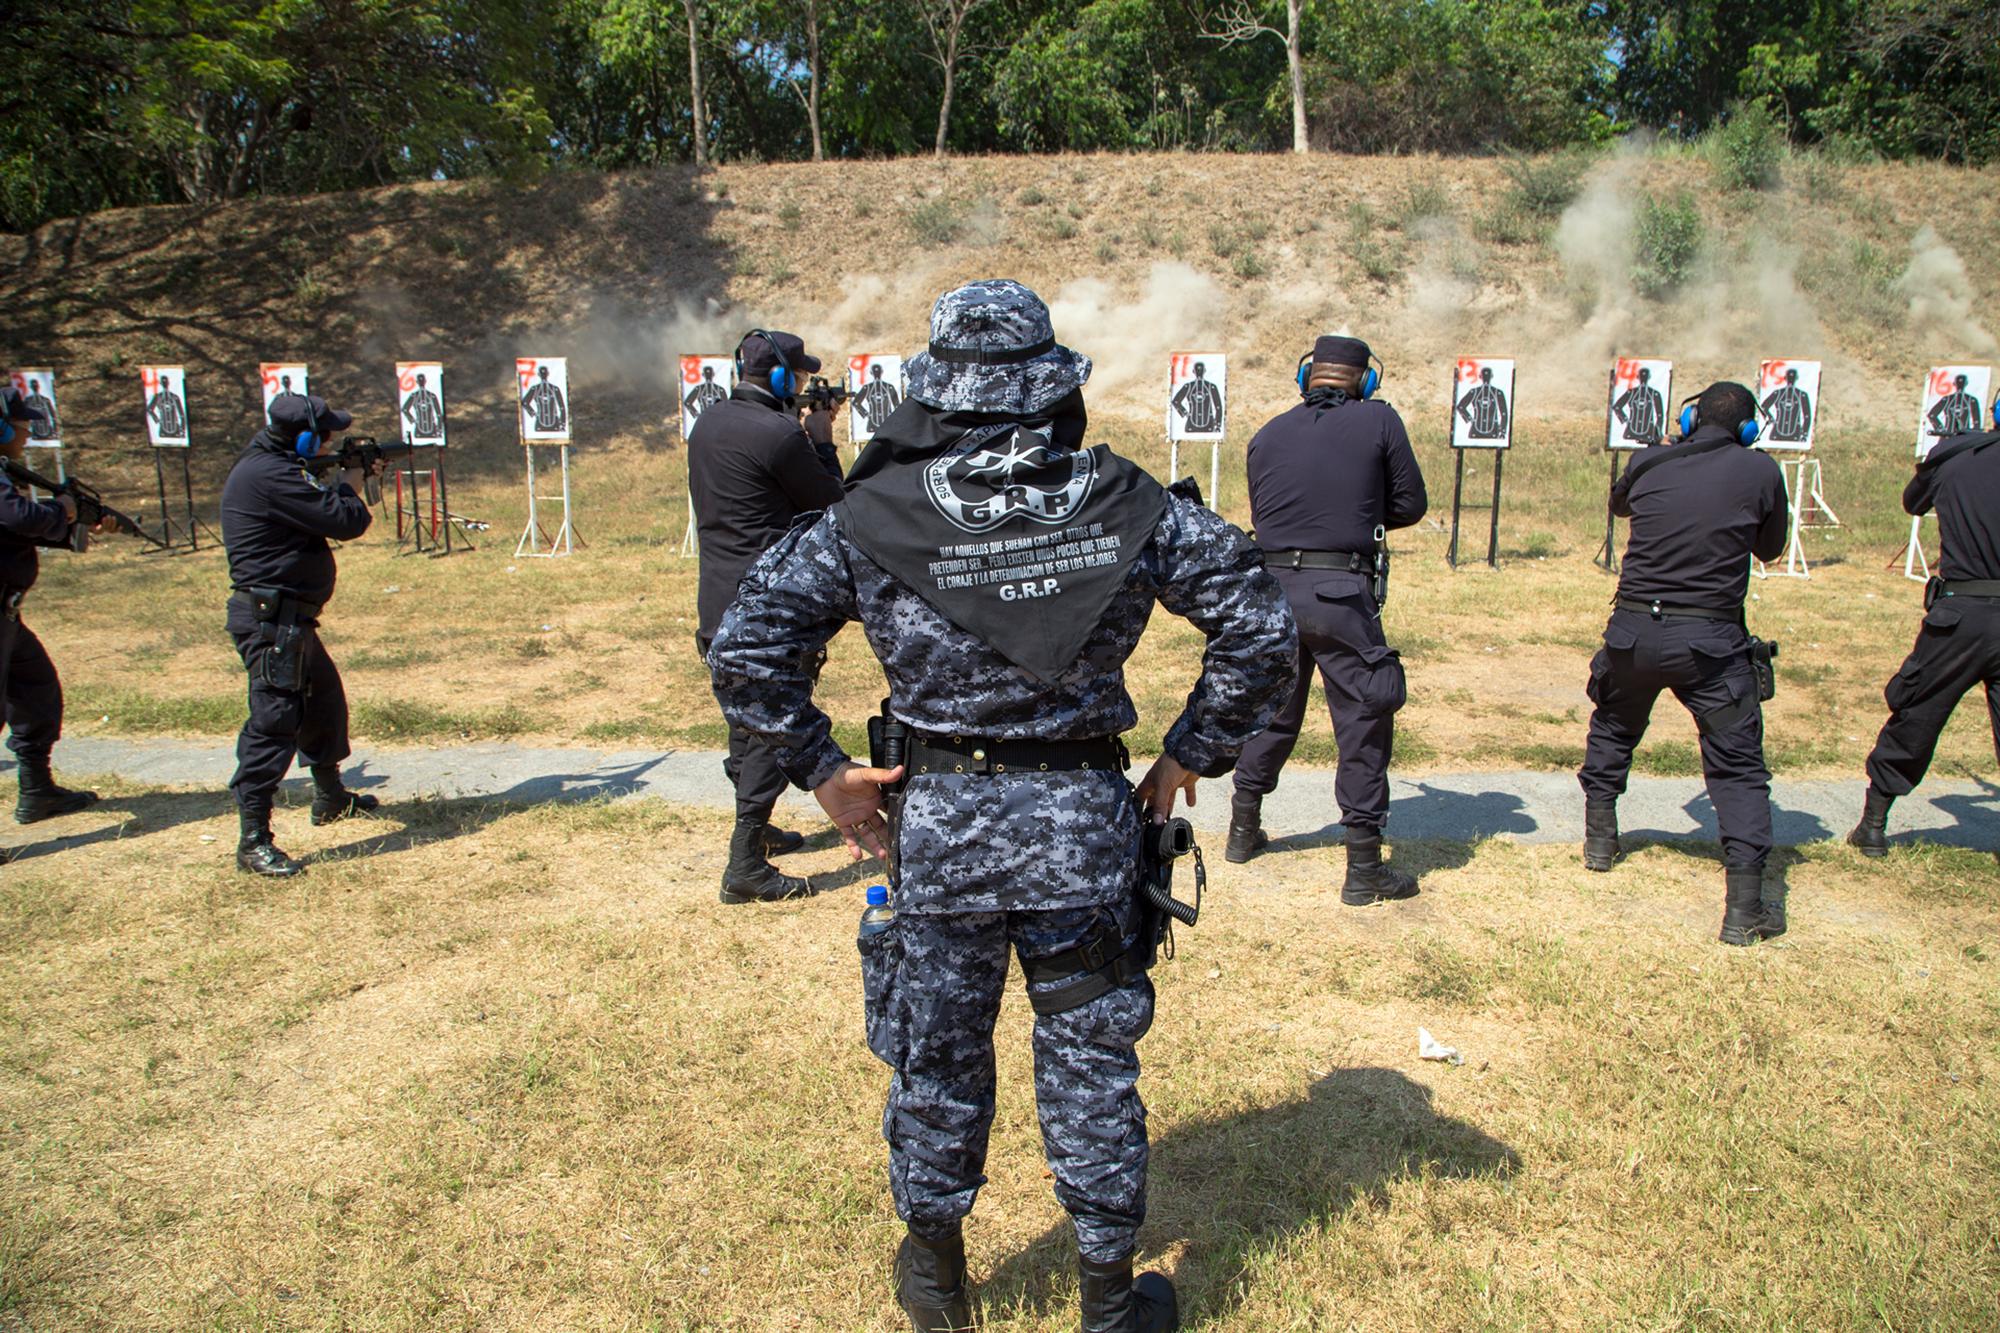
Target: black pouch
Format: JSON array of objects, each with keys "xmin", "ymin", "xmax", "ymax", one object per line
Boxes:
[
  {"xmin": 1748, "ymin": 636, "xmax": 1779, "ymax": 703},
  {"xmin": 867, "ymin": 700, "xmax": 909, "ymax": 786},
  {"xmin": 258, "ymin": 622, "xmax": 310, "ymax": 692},
  {"xmin": 1924, "ymin": 576, "xmax": 1944, "ymax": 611},
  {"xmin": 857, "ymin": 924, "xmax": 903, "ymax": 1068}
]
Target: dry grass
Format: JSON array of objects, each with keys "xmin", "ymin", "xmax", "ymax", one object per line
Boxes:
[{"xmin": 2, "ymin": 784, "xmax": 1996, "ymax": 1330}]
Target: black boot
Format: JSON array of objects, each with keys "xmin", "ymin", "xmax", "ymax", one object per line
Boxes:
[
  {"xmin": 1341, "ymin": 829, "xmax": 1418, "ymax": 906},
  {"xmin": 1582, "ymin": 800, "xmax": 1620, "ymax": 872},
  {"xmin": 13, "ymin": 756, "xmax": 97, "ymax": 824},
  {"xmin": 1079, "ymin": 1253, "xmax": 1178, "ymax": 1333},
  {"xmin": 719, "ymin": 815, "xmax": 814, "ymax": 903},
  {"xmin": 309, "ymin": 764, "xmax": 379, "ymax": 826},
  {"xmin": 1224, "ymin": 790, "xmax": 1268, "ymax": 864},
  {"xmin": 1719, "ymin": 865, "xmax": 1784, "ymax": 946},
  {"xmin": 236, "ymin": 812, "xmax": 304, "ymax": 878},
  {"xmin": 893, "ymin": 1225, "xmax": 973, "ymax": 1333},
  {"xmin": 1847, "ymin": 786, "xmax": 1893, "ymax": 858},
  {"xmin": 764, "ymin": 824, "xmax": 807, "ymax": 856}
]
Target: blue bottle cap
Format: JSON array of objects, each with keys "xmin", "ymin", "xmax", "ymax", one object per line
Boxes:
[{"xmin": 866, "ymin": 885, "xmax": 889, "ymax": 906}]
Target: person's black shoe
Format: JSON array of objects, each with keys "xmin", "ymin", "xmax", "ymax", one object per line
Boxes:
[
  {"xmin": 764, "ymin": 824, "xmax": 808, "ymax": 856},
  {"xmin": 237, "ymin": 838, "xmax": 305, "ymax": 878},
  {"xmin": 1719, "ymin": 865, "xmax": 1784, "ymax": 946},
  {"xmin": 1582, "ymin": 800, "xmax": 1620, "ymax": 871},
  {"xmin": 719, "ymin": 815, "xmax": 815, "ymax": 903},
  {"xmin": 14, "ymin": 759, "xmax": 97, "ymax": 825},
  {"xmin": 310, "ymin": 789, "xmax": 380, "ymax": 826},
  {"xmin": 1224, "ymin": 791, "xmax": 1267, "ymax": 864},
  {"xmin": 1847, "ymin": 786, "xmax": 1893, "ymax": 858},
  {"xmin": 1079, "ymin": 1253, "xmax": 1178, "ymax": 1333},
  {"xmin": 1340, "ymin": 829, "xmax": 1418, "ymax": 906},
  {"xmin": 893, "ymin": 1225, "xmax": 974, "ymax": 1332}
]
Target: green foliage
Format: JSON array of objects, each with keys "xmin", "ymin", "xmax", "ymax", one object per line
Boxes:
[
  {"xmin": 1706, "ymin": 100, "xmax": 1784, "ymax": 191},
  {"xmin": 1231, "ymin": 249, "xmax": 1267, "ymax": 280},
  {"xmin": 1500, "ymin": 150, "xmax": 1593, "ymax": 218},
  {"xmin": 905, "ymin": 197, "xmax": 963, "ymax": 246},
  {"xmin": 1391, "ymin": 182, "xmax": 1452, "ymax": 231},
  {"xmin": 1631, "ymin": 191, "xmax": 1704, "ymax": 299},
  {"xmin": 776, "ymin": 199, "xmax": 803, "ymax": 230}
]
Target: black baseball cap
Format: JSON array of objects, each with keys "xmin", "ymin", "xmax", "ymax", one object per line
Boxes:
[
  {"xmin": 2, "ymin": 389, "xmax": 45, "ymax": 424},
  {"xmin": 1312, "ymin": 335, "xmax": 1371, "ymax": 368},
  {"xmin": 739, "ymin": 330, "xmax": 821, "ymax": 376},
  {"xmin": 269, "ymin": 393, "xmax": 353, "ymax": 436}
]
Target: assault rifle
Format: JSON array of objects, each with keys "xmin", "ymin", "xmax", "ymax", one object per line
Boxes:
[
  {"xmin": 0, "ymin": 456, "xmax": 161, "ymax": 551},
  {"xmin": 299, "ymin": 436, "xmax": 419, "ymax": 505},
  {"xmin": 803, "ymin": 376, "xmax": 849, "ymax": 412}
]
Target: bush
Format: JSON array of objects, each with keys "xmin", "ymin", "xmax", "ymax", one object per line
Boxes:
[
  {"xmin": 1707, "ymin": 100, "xmax": 1783, "ymax": 192},
  {"xmin": 1391, "ymin": 181, "xmax": 1452, "ymax": 231},
  {"xmin": 776, "ymin": 199, "xmax": 803, "ymax": 231},
  {"xmin": 1500, "ymin": 150, "xmax": 1592, "ymax": 218},
  {"xmin": 1232, "ymin": 249, "xmax": 1267, "ymax": 280},
  {"xmin": 1018, "ymin": 185, "xmax": 1046, "ymax": 205},
  {"xmin": 1208, "ymin": 224, "xmax": 1238, "ymax": 258},
  {"xmin": 1473, "ymin": 201, "xmax": 1538, "ymax": 246},
  {"xmin": 906, "ymin": 198, "xmax": 964, "ymax": 247},
  {"xmin": 1631, "ymin": 190, "xmax": 1702, "ymax": 298}
]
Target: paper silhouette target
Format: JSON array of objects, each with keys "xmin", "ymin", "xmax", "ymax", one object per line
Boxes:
[
  {"xmin": 847, "ymin": 354, "xmax": 905, "ymax": 444},
  {"xmin": 679, "ymin": 355, "xmax": 734, "ymax": 440},
  {"xmin": 260, "ymin": 363, "xmax": 309, "ymax": 426},
  {"xmin": 1451, "ymin": 358, "xmax": 1514, "ymax": 449},
  {"xmin": 397, "ymin": 362, "xmax": 446, "ymax": 446},
  {"xmin": 1754, "ymin": 359, "xmax": 1820, "ymax": 451},
  {"xmin": 1916, "ymin": 365, "xmax": 1990, "ymax": 458},
  {"xmin": 141, "ymin": 366, "xmax": 190, "ymax": 446},
  {"xmin": 518, "ymin": 357, "xmax": 571, "ymax": 442},
  {"xmin": 1606, "ymin": 358, "xmax": 1671, "ymax": 450},
  {"xmin": 1166, "ymin": 353, "xmax": 1226, "ymax": 442},
  {"xmin": 10, "ymin": 369, "xmax": 62, "ymax": 448}
]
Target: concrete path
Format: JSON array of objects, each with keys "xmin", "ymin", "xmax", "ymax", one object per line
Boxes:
[{"xmin": 9, "ymin": 737, "xmax": 1997, "ymax": 852}]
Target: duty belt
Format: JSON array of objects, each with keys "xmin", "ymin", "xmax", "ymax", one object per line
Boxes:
[
  {"xmin": 906, "ymin": 733, "xmax": 1128, "ymax": 777},
  {"xmin": 231, "ymin": 587, "xmax": 325, "ymax": 626},
  {"xmin": 1263, "ymin": 548, "xmax": 1370, "ymax": 572},
  {"xmin": 1615, "ymin": 597, "xmax": 1740, "ymax": 622},
  {"xmin": 1936, "ymin": 579, "xmax": 2000, "ymax": 600}
]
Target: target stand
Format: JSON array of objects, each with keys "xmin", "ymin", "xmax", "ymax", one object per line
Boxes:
[
  {"xmin": 1895, "ymin": 513, "xmax": 1933, "ymax": 583},
  {"xmin": 1752, "ymin": 456, "xmax": 1839, "ymax": 581},
  {"xmin": 679, "ymin": 457, "xmax": 699, "ymax": 558},
  {"xmin": 1446, "ymin": 448, "xmax": 1505, "ymax": 569},
  {"xmin": 391, "ymin": 448, "xmax": 482, "ymax": 555},
  {"xmin": 147, "ymin": 447, "xmax": 216, "ymax": 552},
  {"xmin": 516, "ymin": 443, "xmax": 583, "ymax": 559}
]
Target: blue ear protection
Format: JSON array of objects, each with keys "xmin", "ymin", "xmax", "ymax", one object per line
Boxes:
[
  {"xmin": 1679, "ymin": 398, "xmax": 1760, "ymax": 445},
  {"xmin": 294, "ymin": 397, "xmax": 321, "ymax": 459},
  {"xmin": 0, "ymin": 418, "xmax": 13, "ymax": 448},
  {"xmin": 1297, "ymin": 353, "xmax": 1384, "ymax": 399},
  {"xmin": 738, "ymin": 329, "xmax": 795, "ymax": 400}
]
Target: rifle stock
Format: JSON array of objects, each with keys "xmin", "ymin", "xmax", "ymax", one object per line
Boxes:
[{"xmin": 0, "ymin": 456, "xmax": 160, "ymax": 550}]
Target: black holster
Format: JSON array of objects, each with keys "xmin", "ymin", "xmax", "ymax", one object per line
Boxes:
[
  {"xmin": 1748, "ymin": 636, "xmax": 1779, "ymax": 702},
  {"xmin": 243, "ymin": 587, "xmax": 314, "ymax": 692},
  {"xmin": 867, "ymin": 701, "xmax": 910, "ymax": 793}
]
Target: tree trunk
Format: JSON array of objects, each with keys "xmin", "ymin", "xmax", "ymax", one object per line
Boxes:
[
  {"xmin": 934, "ymin": 33, "xmax": 955, "ymax": 157},
  {"xmin": 807, "ymin": 0, "xmax": 824, "ymax": 162},
  {"xmin": 1287, "ymin": 0, "xmax": 1307, "ymax": 154},
  {"xmin": 684, "ymin": 0, "xmax": 707, "ymax": 165}
]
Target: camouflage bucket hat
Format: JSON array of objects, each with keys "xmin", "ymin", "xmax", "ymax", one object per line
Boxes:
[{"xmin": 903, "ymin": 279, "xmax": 1092, "ymax": 416}]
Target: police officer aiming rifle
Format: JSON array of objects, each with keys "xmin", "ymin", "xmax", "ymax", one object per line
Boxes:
[
  {"xmin": 1227, "ymin": 334, "xmax": 1429, "ymax": 905},
  {"xmin": 220, "ymin": 393, "xmax": 387, "ymax": 877},
  {"xmin": 1578, "ymin": 381, "xmax": 1788, "ymax": 945},
  {"xmin": 1851, "ymin": 399, "xmax": 2000, "ymax": 854},
  {"xmin": 708, "ymin": 280, "xmax": 1295, "ymax": 1333},
  {"xmin": 0, "ymin": 388, "xmax": 105, "ymax": 826}
]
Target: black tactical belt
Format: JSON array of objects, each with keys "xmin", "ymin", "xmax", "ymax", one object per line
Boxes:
[
  {"xmin": 1020, "ymin": 929, "xmax": 1155, "ymax": 1016},
  {"xmin": 1938, "ymin": 579, "xmax": 2000, "ymax": 599},
  {"xmin": 231, "ymin": 588, "xmax": 325, "ymax": 625},
  {"xmin": 1263, "ymin": 548, "xmax": 1370, "ymax": 572},
  {"xmin": 907, "ymin": 733, "xmax": 1128, "ymax": 777},
  {"xmin": 1615, "ymin": 597, "xmax": 1740, "ymax": 622}
]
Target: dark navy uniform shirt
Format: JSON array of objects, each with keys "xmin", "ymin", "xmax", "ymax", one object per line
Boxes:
[
  {"xmin": 1908, "ymin": 432, "xmax": 2000, "ymax": 582},
  {"xmin": 1245, "ymin": 396, "xmax": 1428, "ymax": 551},
  {"xmin": 1613, "ymin": 426, "xmax": 1789, "ymax": 608},
  {"xmin": 220, "ymin": 431, "xmax": 373, "ymax": 606},
  {"xmin": 0, "ymin": 471, "xmax": 72, "ymax": 591},
  {"xmin": 688, "ymin": 384, "xmax": 846, "ymax": 639}
]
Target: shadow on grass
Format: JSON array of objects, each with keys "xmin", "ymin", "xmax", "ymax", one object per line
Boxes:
[
  {"xmin": 1263, "ymin": 781, "xmax": 1537, "ymax": 878},
  {"xmin": 980, "ymin": 1066, "xmax": 1519, "ymax": 1324}
]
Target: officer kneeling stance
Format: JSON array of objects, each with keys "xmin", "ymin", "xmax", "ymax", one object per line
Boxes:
[
  {"xmin": 1578, "ymin": 382, "xmax": 1788, "ymax": 945},
  {"xmin": 1851, "ymin": 401, "xmax": 2000, "ymax": 854},
  {"xmin": 709, "ymin": 280, "xmax": 1295, "ymax": 1333},
  {"xmin": 1228, "ymin": 335, "xmax": 1428, "ymax": 904},
  {"xmin": 0, "ymin": 389, "xmax": 99, "ymax": 824},
  {"xmin": 220, "ymin": 394, "xmax": 381, "ymax": 876}
]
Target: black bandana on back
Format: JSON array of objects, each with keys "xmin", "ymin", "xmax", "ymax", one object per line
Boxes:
[{"xmin": 840, "ymin": 396, "xmax": 1169, "ymax": 682}]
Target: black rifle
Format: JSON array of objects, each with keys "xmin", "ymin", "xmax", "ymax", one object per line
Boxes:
[
  {"xmin": 299, "ymin": 436, "xmax": 419, "ymax": 505},
  {"xmin": 1133, "ymin": 794, "xmax": 1203, "ymax": 960},
  {"xmin": 803, "ymin": 376, "xmax": 849, "ymax": 412},
  {"xmin": 0, "ymin": 456, "xmax": 162, "ymax": 551}
]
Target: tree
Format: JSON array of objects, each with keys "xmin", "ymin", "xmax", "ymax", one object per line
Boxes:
[
  {"xmin": 683, "ymin": 0, "xmax": 708, "ymax": 164},
  {"xmin": 917, "ymin": 0, "xmax": 998, "ymax": 156},
  {"xmin": 1203, "ymin": 0, "xmax": 1306, "ymax": 153}
]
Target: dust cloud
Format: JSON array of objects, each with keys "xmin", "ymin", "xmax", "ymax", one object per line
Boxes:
[
  {"xmin": 1898, "ymin": 225, "xmax": 1998, "ymax": 357},
  {"xmin": 1048, "ymin": 262, "xmax": 1226, "ymax": 409}
]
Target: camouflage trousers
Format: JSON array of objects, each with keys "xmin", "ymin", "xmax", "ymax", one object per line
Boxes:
[{"xmin": 859, "ymin": 900, "xmax": 1155, "ymax": 1263}]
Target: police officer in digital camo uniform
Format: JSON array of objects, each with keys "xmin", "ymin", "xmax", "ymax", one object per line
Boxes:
[
  {"xmin": 220, "ymin": 393, "xmax": 382, "ymax": 877},
  {"xmin": 1850, "ymin": 400, "xmax": 2000, "ymax": 855},
  {"xmin": 688, "ymin": 329, "xmax": 846, "ymax": 903},
  {"xmin": 1579, "ymin": 382, "xmax": 1789, "ymax": 945},
  {"xmin": 1226, "ymin": 336, "xmax": 1429, "ymax": 905},
  {"xmin": 708, "ymin": 280, "xmax": 1295, "ymax": 1333},
  {"xmin": 0, "ymin": 389, "xmax": 99, "ymax": 826}
]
